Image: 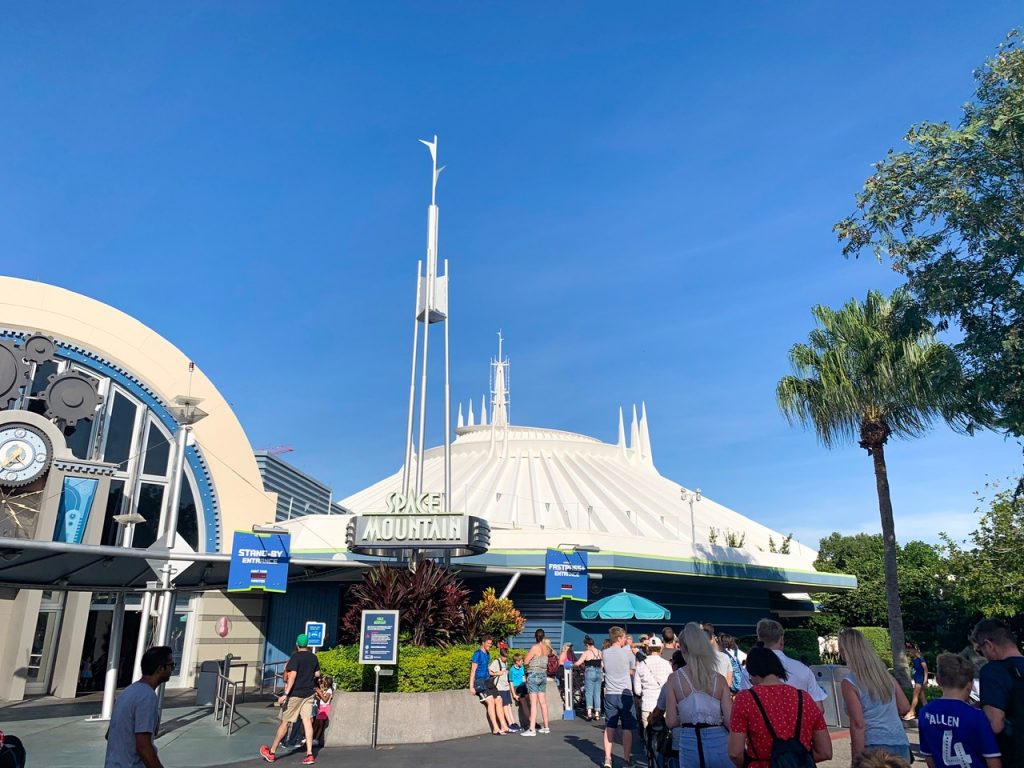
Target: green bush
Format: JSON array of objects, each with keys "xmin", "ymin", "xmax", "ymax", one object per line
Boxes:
[
  {"xmin": 854, "ymin": 626, "xmax": 892, "ymax": 668},
  {"xmin": 317, "ymin": 643, "xmax": 482, "ymax": 693},
  {"xmin": 737, "ymin": 635, "xmax": 758, "ymax": 653},
  {"xmin": 783, "ymin": 629, "xmax": 820, "ymax": 666}
]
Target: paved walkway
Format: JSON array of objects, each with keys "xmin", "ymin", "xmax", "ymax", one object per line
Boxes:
[{"xmin": 3, "ymin": 692, "xmax": 920, "ymax": 767}]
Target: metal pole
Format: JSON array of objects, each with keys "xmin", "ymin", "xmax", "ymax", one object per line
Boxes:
[
  {"xmin": 155, "ymin": 423, "xmax": 189, "ymax": 648},
  {"xmin": 443, "ymin": 258, "xmax": 451, "ymax": 514},
  {"xmin": 133, "ymin": 586, "xmax": 156, "ymax": 681},
  {"xmin": 415, "ymin": 265, "xmax": 432, "ymax": 495},
  {"xmin": 499, "ymin": 571, "xmax": 521, "ymax": 599},
  {"xmin": 100, "ymin": 594, "xmax": 125, "ymax": 717},
  {"xmin": 371, "ymin": 665, "xmax": 381, "ymax": 749},
  {"xmin": 402, "ymin": 262, "xmax": 422, "ymax": 495}
]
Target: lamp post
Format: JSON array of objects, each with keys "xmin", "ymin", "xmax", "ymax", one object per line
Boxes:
[
  {"xmin": 680, "ymin": 488, "xmax": 702, "ymax": 547},
  {"xmin": 154, "ymin": 395, "xmax": 207, "ymax": 712}
]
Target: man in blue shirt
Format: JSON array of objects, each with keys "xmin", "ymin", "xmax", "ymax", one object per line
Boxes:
[
  {"xmin": 470, "ymin": 635, "xmax": 508, "ymax": 735},
  {"xmin": 919, "ymin": 653, "xmax": 1001, "ymax": 768}
]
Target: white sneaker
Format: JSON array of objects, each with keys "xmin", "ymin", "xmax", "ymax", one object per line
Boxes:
[
  {"xmin": 520, "ymin": 730, "xmax": 537, "ymax": 737},
  {"xmin": 538, "ymin": 727, "xmax": 551, "ymax": 734}
]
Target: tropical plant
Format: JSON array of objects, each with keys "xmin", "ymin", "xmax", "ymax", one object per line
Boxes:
[
  {"xmin": 777, "ymin": 288, "xmax": 966, "ymax": 684},
  {"xmin": 468, "ymin": 587, "xmax": 526, "ymax": 641},
  {"xmin": 836, "ymin": 31, "xmax": 1024, "ymax": 442},
  {"xmin": 724, "ymin": 530, "xmax": 746, "ymax": 548},
  {"xmin": 339, "ymin": 560, "xmax": 471, "ymax": 647}
]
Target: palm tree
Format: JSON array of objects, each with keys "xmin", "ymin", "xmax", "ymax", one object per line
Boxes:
[{"xmin": 777, "ymin": 288, "xmax": 966, "ymax": 685}]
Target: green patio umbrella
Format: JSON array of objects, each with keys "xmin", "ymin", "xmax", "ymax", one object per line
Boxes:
[{"xmin": 579, "ymin": 589, "xmax": 671, "ymax": 621}]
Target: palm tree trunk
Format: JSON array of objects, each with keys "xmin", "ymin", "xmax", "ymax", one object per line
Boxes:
[{"xmin": 870, "ymin": 441, "xmax": 910, "ymax": 687}]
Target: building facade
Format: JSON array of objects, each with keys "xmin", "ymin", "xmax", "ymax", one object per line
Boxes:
[
  {"xmin": 255, "ymin": 451, "xmax": 333, "ymax": 522},
  {"xmin": 0, "ymin": 277, "xmax": 278, "ymax": 700}
]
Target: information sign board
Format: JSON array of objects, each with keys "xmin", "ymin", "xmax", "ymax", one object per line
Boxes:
[
  {"xmin": 359, "ymin": 609, "xmax": 399, "ymax": 665},
  {"xmin": 227, "ymin": 530, "xmax": 290, "ymax": 593},
  {"xmin": 304, "ymin": 621, "xmax": 326, "ymax": 649},
  {"xmin": 545, "ymin": 548, "xmax": 588, "ymax": 601}
]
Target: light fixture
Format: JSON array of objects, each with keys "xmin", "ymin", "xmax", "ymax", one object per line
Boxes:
[
  {"xmin": 252, "ymin": 524, "xmax": 289, "ymax": 535},
  {"xmin": 556, "ymin": 543, "xmax": 601, "ymax": 553},
  {"xmin": 113, "ymin": 512, "xmax": 146, "ymax": 526}
]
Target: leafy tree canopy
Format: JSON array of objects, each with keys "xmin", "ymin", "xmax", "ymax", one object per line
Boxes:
[
  {"xmin": 836, "ymin": 31, "xmax": 1024, "ymax": 438},
  {"xmin": 941, "ymin": 479, "xmax": 1024, "ymax": 635}
]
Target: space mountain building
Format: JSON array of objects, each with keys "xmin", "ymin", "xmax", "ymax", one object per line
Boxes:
[{"xmin": 283, "ymin": 349, "xmax": 856, "ymax": 649}]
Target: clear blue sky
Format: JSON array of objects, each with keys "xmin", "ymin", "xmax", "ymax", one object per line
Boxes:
[{"xmin": 2, "ymin": 4, "xmax": 1021, "ymax": 549}]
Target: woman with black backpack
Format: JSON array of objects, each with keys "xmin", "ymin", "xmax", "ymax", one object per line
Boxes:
[{"xmin": 726, "ymin": 647, "xmax": 832, "ymax": 767}]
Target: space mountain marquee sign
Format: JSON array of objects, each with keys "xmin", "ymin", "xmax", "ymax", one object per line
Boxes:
[{"xmin": 345, "ymin": 491, "xmax": 490, "ymax": 558}]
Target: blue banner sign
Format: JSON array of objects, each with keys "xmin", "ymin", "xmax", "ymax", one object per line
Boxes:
[
  {"xmin": 545, "ymin": 548, "xmax": 588, "ymax": 601},
  {"xmin": 359, "ymin": 610, "xmax": 399, "ymax": 665},
  {"xmin": 228, "ymin": 530, "xmax": 290, "ymax": 593},
  {"xmin": 53, "ymin": 477, "xmax": 99, "ymax": 544}
]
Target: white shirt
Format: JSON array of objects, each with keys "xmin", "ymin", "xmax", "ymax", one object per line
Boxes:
[
  {"xmin": 633, "ymin": 653, "xmax": 672, "ymax": 710},
  {"xmin": 773, "ymin": 648, "xmax": 827, "ymax": 701}
]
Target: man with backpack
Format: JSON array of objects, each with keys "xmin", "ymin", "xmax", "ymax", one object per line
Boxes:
[{"xmin": 972, "ymin": 618, "xmax": 1024, "ymax": 765}]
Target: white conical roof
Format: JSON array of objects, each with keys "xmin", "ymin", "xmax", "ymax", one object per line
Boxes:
[{"xmin": 330, "ymin": 418, "xmax": 818, "ymax": 569}]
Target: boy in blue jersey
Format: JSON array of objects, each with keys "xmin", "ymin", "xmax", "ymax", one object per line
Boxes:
[{"xmin": 919, "ymin": 653, "xmax": 1001, "ymax": 768}]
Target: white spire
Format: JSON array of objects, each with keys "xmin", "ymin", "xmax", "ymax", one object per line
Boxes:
[
  {"xmin": 617, "ymin": 407, "xmax": 626, "ymax": 455},
  {"xmin": 491, "ymin": 330, "xmax": 509, "ymax": 427},
  {"xmin": 630, "ymin": 404, "xmax": 640, "ymax": 456},
  {"xmin": 480, "ymin": 394, "xmax": 488, "ymax": 426},
  {"xmin": 640, "ymin": 401, "xmax": 653, "ymax": 466},
  {"xmin": 468, "ymin": 399, "xmax": 476, "ymax": 427},
  {"xmin": 457, "ymin": 403, "xmax": 464, "ymax": 429}
]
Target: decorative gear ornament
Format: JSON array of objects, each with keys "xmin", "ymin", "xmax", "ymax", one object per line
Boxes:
[
  {"xmin": 22, "ymin": 334, "xmax": 56, "ymax": 364},
  {"xmin": 0, "ymin": 340, "xmax": 31, "ymax": 409},
  {"xmin": 43, "ymin": 371, "xmax": 102, "ymax": 425}
]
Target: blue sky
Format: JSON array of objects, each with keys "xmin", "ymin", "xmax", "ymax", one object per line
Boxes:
[{"xmin": 2, "ymin": 4, "xmax": 1021, "ymax": 549}]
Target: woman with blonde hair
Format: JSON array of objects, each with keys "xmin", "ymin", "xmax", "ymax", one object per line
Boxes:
[
  {"xmin": 839, "ymin": 628, "xmax": 911, "ymax": 763},
  {"xmin": 664, "ymin": 622, "xmax": 733, "ymax": 768}
]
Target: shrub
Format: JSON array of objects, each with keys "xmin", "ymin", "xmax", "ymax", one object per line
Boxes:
[
  {"xmin": 338, "ymin": 560, "xmax": 471, "ymax": 647},
  {"xmin": 783, "ymin": 628, "xmax": 821, "ymax": 666},
  {"xmin": 469, "ymin": 587, "xmax": 526, "ymax": 641},
  {"xmin": 397, "ymin": 644, "xmax": 478, "ymax": 692},
  {"xmin": 737, "ymin": 635, "xmax": 758, "ymax": 652},
  {"xmin": 854, "ymin": 626, "xmax": 892, "ymax": 668},
  {"xmin": 316, "ymin": 643, "xmax": 481, "ymax": 693}
]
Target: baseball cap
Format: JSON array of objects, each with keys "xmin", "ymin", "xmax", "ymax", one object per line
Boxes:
[
  {"xmin": 647, "ymin": 636, "xmax": 663, "ymax": 648},
  {"xmin": 296, "ymin": 633, "xmax": 309, "ymax": 647}
]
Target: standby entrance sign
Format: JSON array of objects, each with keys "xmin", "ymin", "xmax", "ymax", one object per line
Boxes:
[
  {"xmin": 227, "ymin": 530, "xmax": 290, "ymax": 593},
  {"xmin": 359, "ymin": 610, "xmax": 399, "ymax": 665}
]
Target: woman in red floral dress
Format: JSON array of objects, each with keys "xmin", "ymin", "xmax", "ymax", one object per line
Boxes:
[{"xmin": 727, "ymin": 646, "xmax": 832, "ymax": 767}]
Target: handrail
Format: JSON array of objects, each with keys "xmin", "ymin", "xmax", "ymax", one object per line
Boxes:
[
  {"xmin": 257, "ymin": 660, "xmax": 288, "ymax": 697},
  {"xmin": 213, "ymin": 672, "xmax": 241, "ymax": 736}
]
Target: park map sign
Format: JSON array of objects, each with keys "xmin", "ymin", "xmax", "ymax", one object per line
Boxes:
[{"xmin": 345, "ymin": 490, "xmax": 490, "ymax": 558}]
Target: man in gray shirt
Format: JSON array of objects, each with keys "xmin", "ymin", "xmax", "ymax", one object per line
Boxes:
[
  {"xmin": 602, "ymin": 626, "xmax": 637, "ymax": 768},
  {"xmin": 105, "ymin": 645, "xmax": 174, "ymax": 768}
]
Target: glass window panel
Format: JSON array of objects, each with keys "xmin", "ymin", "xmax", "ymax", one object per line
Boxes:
[
  {"xmin": 99, "ymin": 479, "xmax": 126, "ymax": 547},
  {"xmin": 176, "ymin": 473, "xmax": 199, "ymax": 550},
  {"xmin": 104, "ymin": 392, "xmax": 137, "ymax": 471},
  {"xmin": 143, "ymin": 422, "xmax": 170, "ymax": 476},
  {"xmin": 30, "ymin": 361, "xmax": 58, "ymax": 396},
  {"xmin": 131, "ymin": 483, "xmax": 165, "ymax": 549},
  {"xmin": 64, "ymin": 421, "xmax": 96, "ymax": 460}
]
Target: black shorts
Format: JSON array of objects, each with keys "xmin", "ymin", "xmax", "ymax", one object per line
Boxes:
[{"xmin": 499, "ymin": 690, "xmax": 512, "ymax": 706}]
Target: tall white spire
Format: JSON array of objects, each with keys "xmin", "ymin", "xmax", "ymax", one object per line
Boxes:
[
  {"xmin": 617, "ymin": 407, "xmax": 626, "ymax": 455},
  {"xmin": 640, "ymin": 401, "xmax": 654, "ymax": 466},
  {"xmin": 630, "ymin": 404, "xmax": 640, "ymax": 456},
  {"xmin": 457, "ymin": 403, "xmax": 464, "ymax": 429},
  {"xmin": 491, "ymin": 330, "xmax": 509, "ymax": 428},
  {"xmin": 467, "ymin": 399, "xmax": 475, "ymax": 427},
  {"xmin": 480, "ymin": 394, "xmax": 488, "ymax": 426}
]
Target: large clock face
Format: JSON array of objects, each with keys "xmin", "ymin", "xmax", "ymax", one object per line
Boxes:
[{"xmin": 0, "ymin": 423, "xmax": 52, "ymax": 487}]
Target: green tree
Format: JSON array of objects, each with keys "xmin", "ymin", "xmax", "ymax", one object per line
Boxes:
[
  {"xmin": 777, "ymin": 289, "xmax": 966, "ymax": 684},
  {"xmin": 836, "ymin": 31, "xmax": 1024, "ymax": 441},
  {"xmin": 812, "ymin": 533, "xmax": 948, "ymax": 639},
  {"xmin": 941, "ymin": 480, "xmax": 1024, "ymax": 637}
]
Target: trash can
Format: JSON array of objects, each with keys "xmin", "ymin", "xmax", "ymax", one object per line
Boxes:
[
  {"xmin": 196, "ymin": 660, "xmax": 222, "ymax": 706},
  {"xmin": 811, "ymin": 664, "xmax": 850, "ymax": 728}
]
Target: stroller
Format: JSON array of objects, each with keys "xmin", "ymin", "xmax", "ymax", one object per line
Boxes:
[{"xmin": 644, "ymin": 720, "xmax": 672, "ymax": 768}]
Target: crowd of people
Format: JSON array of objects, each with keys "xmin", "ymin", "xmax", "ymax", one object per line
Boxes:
[
  {"xmin": 469, "ymin": 617, "xmax": 1024, "ymax": 768},
  {"xmin": 91, "ymin": 615, "xmax": 1024, "ymax": 767}
]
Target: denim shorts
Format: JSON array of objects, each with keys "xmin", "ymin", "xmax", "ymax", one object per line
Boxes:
[
  {"xmin": 603, "ymin": 692, "xmax": 637, "ymax": 730},
  {"xmin": 526, "ymin": 671, "xmax": 547, "ymax": 694},
  {"xmin": 866, "ymin": 743, "xmax": 912, "ymax": 762}
]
